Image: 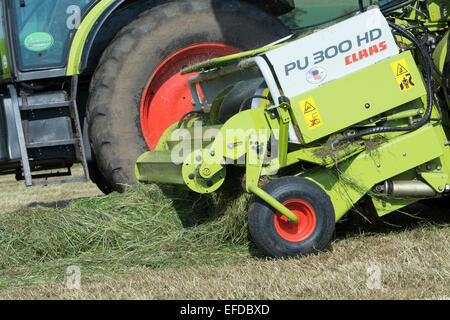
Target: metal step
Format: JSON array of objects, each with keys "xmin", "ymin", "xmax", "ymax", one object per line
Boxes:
[
  {"xmin": 19, "ymin": 101, "xmax": 71, "ymax": 111},
  {"xmin": 32, "ymin": 176, "xmax": 87, "ymax": 186},
  {"xmin": 27, "ymin": 139, "xmax": 78, "ymax": 149},
  {"xmin": 8, "ymin": 76, "xmax": 90, "ymax": 187}
]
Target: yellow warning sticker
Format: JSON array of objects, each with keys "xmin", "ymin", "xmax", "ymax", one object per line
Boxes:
[
  {"xmin": 299, "ymin": 96, "xmax": 323, "ymax": 130},
  {"xmin": 391, "ymin": 59, "xmax": 415, "ymax": 92}
]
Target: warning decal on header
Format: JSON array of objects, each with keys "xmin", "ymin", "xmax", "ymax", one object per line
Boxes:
[
  {"xmin": 300, "ymin": 96, "xmax": 323, "ymax": 130},
  {"xmin": 391, "ymin": 59, "xmax": 415, "ymax": 92}
]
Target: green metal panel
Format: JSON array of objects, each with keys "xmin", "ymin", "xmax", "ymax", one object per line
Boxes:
[
  {"xmin": 0, "ymin": 39, "xmax": 11, "ymax": 80},
  {"xmin": 66, "ymin": 0, "xmax": 115, "ymax": 75},
  {"xmin": 0, "ymin": 1, "xmax": 11, "ymax": 80},
  {"xmin": 290, "ymin": 51, "xmax": 427, "ymax": 143},
  {"xmin": 135, "ymin": 151, "xmax": 185, "ymax": 185},
  {"xmin": 305, "ymin": 124, "xmax": 445, "ymax": 221},
  {"xmin": 372, "ymin": 197, "xmax": 417, "ymax": 217},
  {"xmin": 420, "ymin": 171, "xmax": 448, "ymax": 192},
  {"xmin": 433, "ymin": 30, "xmax": 448, "ymax": 74}
]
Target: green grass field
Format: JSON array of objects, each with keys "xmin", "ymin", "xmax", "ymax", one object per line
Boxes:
[{"xmin": 0, "ymin": 167, "xmax": 448, "ymax": 299}]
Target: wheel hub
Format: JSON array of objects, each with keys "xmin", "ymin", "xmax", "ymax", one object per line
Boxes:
[{"xmin": 274, "ymin": 199, "xmax": 317, "ymax": 242}]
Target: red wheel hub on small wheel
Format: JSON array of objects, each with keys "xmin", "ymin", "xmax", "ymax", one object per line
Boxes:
[
  {"xmin": 140, "ymin": 43, "xmax": 240, "ymax": 150},
  {"xmin": 274, "ymin": 199, "xmax": 317, "ymax": 242}
]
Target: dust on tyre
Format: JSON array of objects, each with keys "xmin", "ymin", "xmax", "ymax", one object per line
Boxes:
[{"xmin": 248, "ymin": 176, "xmax": 336, "ymax": 258}]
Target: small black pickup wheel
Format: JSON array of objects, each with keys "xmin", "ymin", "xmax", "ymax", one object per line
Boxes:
[{"xmin": 248, "ymin": 177, "xmax": 335, "ymax": 258}]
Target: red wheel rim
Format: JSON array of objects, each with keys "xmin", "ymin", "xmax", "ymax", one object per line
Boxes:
[
  {"xmin": 140, "ymin": 43, "xmax": 240, "ymax": 150},
  {"xmin": 274, "ymin": 199, "xmax": 317, "ymax": 242}
]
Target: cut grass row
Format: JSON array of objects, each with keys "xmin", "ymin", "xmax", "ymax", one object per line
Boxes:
[
  {"xmin": 0, "ymin": 171, "xmax": 448, "ymax": 299},
  {"xmin": 0, "ymin": 183, "xmax": 253, "ymax": 287},
  {"xmin": 1, "ymin": 221, "xmax": 448, "ymax": 299}
]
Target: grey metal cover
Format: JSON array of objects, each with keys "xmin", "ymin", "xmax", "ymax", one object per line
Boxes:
[
  {"xmin": 1, "ymin": 97, "xmax": 20, "ymax": 161},
  {"xmin": 0, "ymin": 99, "xmax": 8, "ymax": 161}
]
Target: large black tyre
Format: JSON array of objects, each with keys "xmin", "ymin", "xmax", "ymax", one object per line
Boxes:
[
  {"xmin": 248, "ymin": 177, "xmax": 336, "ymax": 258},
  {"xmin": 87, "ymin": 0, "xmax": 291, "ymax": 192}
]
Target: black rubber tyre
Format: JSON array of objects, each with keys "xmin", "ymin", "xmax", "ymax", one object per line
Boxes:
[
  {"xmin": 87, "ymin": 0, "xmax": 291, "ymax": 192},
  {"xmin": 88, "ymin": 161, "xmax": 114, "ymax": 194},
  {"xmin": 248, "ymin": 176, "xmax": 336, "ymax": 258}
]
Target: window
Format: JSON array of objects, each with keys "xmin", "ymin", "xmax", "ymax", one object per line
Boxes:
[{"xmin": 12, "ymin": 0, "xmax": 96, "ymax": 71}]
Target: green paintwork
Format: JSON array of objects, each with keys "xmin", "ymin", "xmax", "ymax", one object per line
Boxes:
[
  {"xmin": 396, "ymin": 0, "xmax": 449, "ymax": 31},
  {"xmin": 284, "ymin": 142, "xmax": 366, "ymax": 168},
  {"xmin": 433, "ymin": 30, "xmax": 448, "ymax": 73},
  {"xmin": 135, "ymin": 150, "xmax": 185, "ymax": 185},
  {"xmin": 420, "ymin": 171, "xmax": 448, "ymax": 192},
  {"xmin": 0, "ymin": 1, "xmax": 10, "ymax": 81},
  {"xmin": 0, "ymin": 38, "xmax": 11, "ymax": 80},
  {"xmin": 372, "ymin": 196, "xmax": 417, "ymax": 217},
  {"xmin": 181, "ymin": 149, "xmax": 226, "ymax": 194},
  {"xmin": 290, "ymin": 51, "xmax": 427, "ymax": 143},
  {"xmin": 199, "ymin": 107, "xmax": 272, "ymax": 180},
  {"xmin": 305, "ymin": 124, "xmax": 445, "ymax": 221},
  {"xmin": 433, "ymin": 28, "xmax": 449, "ymax": 109},
  {"xmin": 66, "ymin": 0, "xmax": 115, "ymax": 75}
]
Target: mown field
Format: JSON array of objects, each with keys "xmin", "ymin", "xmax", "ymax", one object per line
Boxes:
[{"xmin": 0, "ymin": 166, "xmax": 448, "ymax": 300}]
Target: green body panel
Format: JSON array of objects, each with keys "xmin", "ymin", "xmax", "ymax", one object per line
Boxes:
[
  {"xmin": 433, "ymin": 30, "xmax": 448, "ymax": 73},
  {"xmin": 372, "ymin": 118, "xmax": 450, "ymax": 217},
  {"xmin": 372, "ymin": 197, "xmax": 417, "ymax": 217},
  {"xmin": 433, "ymin": 28, "xmax": 449, "ymax": 109},
  {"xmin": 427, "ymin": 0, "xmax": 449, "ymax": 22},
  {"xmin": 284, "ymin": 142, "xmax": 365, "ymax": 168},
  {"xmin": 0, "ymin": 38, "xmax": 11, "ymax": 80},
  {"xmin": 135, "ymin": 151, "xmax": 185, "ymax": 185},
  {"xmin": 398, "ymin": 0, "xmax": 449, "ymax": 31},
  {"xmin": 305, "ymin": 124, "xmax": 445, "ymax": 221},
  {"xmin": 290, "ymin": 51, "xmax": 427, "ymax": 143},
  {"xmin": 66, "ymin": 0, "xmax": 115, "ymax": 75},
  {"xmin": 420, "ymin": 171, "xmax": 448, "ymax": 192},
  {"xmin": 199, "ymin": 107, "xmax": 272, "ymax": 174},
  {"xmin": 0, "ymin": 1, "xmax": 10, "ymax": 81}
]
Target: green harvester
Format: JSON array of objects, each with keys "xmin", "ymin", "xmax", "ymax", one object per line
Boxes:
[{"xmin": 136, "ymin": 0, "xmax": 450, "ymax": 257}]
